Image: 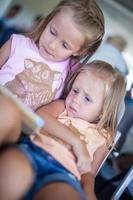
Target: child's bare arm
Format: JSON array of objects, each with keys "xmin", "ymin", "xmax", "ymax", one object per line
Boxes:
[
  {"xmin": 36, "ymin": 100, "xmax": 82, "ymax": 146},
  {"xmin": 36, "ymin": 99, "xmax": 65, "ymax": 118},
  {"xmin": 36, "ymin": 100, "xmax": 91, "ymax": 173},
  {"xmin": 0, "ymin": 39, "xmax": 11, "ymax": 69},
  {"xmin": 91, "ymin": 140, "xmax": 110, "ymax": 175}
]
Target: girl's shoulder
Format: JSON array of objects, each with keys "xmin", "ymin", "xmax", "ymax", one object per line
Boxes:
[
  {"xmin": 11, "ymin": 33, "xmax": 32, "ymax": 46},
  {"xmin": 10, "ymin": 33, "xmax": 36, "ymax": 57}
]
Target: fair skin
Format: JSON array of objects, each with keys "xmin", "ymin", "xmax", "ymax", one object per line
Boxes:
[
  {"xmin": 0, "ymin": 9, "xmax": 85, "ymax": 66},
  {"xmin": 39, "ymin": 9, "xmax": 85, "ymax": 62},
  {"xmin": 0, "ymin": 71, "xmax": 109, "ymax": 200},
  {"xmin": 65, "ymin": 71, "xmax": 105, "ymax": 122},
  {"xmin": 0, "ymin": 8, "xmax": 94, "ymax": 198},
  {"xmin": 35, "ymin": 71, "xmax": 105, "ymax": 173},
  {"xmin": 0, "ymin": 7, "xmax": 105, "ymax": 200},
  {"xmin": 0, "ymin": 95, "xmax": 22, "ymax": 145},
  {"xmin": 0, "ymin": 8, "xmax": 86, "ymax": 154},
  {"xmin": 34, "ymin": 71, "xmax": 108, "ymax": 200}
]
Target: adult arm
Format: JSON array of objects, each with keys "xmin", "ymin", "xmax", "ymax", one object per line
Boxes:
[
  {"xmin": 0, "ymin": 39, "xmax": 11, "ymax": 69},
  {"xmin": 81, "ymin": 172, "xmax": 97, "ymax": 200},
  {"xmin": 36, "ymin": 100, "xmax": 91, "ymax": 173},
  {"xmin": 81, "ymin": 142, "xmax": 109, "ymax": 200}
]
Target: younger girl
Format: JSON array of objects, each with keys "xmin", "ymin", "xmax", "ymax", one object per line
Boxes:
[
  {"xmin": 0, "ymin": 61, "xmax": 126, "ymax": 200},
  {"xmin": 0, "ymin": 0, "xmax": 104, "ymax": 145}
]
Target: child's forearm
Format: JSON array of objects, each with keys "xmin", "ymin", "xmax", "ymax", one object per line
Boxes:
[
  {"xmin": 36, "ymin": 102, "xmax": 91, "ymax": 173},
  {"xmin": 38, "ymin": 109, "xmax": 81, "ymax": 147}
]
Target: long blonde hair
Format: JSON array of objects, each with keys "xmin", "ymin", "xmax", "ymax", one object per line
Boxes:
[
  {"xmin": 63, "ymin": 60, "xmax": 126, "ymax": 140},
  {"xmin": 27, "ymin": 0, "xmax": 104, "ymax": 68}
]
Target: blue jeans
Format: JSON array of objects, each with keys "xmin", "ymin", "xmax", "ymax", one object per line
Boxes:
[{"xmin": 14, "ymin": 136, "xmax": 87, "ymax": 200}]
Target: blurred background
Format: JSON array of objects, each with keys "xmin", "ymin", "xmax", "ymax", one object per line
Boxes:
[{"xmin": 0, "ymin": 0, "xmax": 133, "ymax": 199}]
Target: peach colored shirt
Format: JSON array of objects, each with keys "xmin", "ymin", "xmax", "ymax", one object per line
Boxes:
[{"xmin": 31, "ymin": 110, "xmax": 107, "ymax": 180}]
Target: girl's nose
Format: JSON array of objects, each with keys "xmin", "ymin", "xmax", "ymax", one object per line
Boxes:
[{"xmin": 73, "ymin": 95, "xmax": 81, "ymax": 105}]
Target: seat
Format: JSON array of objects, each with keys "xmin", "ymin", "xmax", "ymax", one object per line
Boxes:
[
  {"xmin": 95, "ymin": 115, "xmax": 133, "ymax": 200},
  {"xmin": 111, "ymin": 166, "xmax": 133, "ymax": 200}
]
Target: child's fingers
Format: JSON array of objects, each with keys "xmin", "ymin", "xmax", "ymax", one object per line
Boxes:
[
  {"xmin": 31, "ymin": 134, "xmax": 53, "ymax": 146},
  {"xmin": 77, "ymin": 158, "xmax": 91, "ymax": 173}
]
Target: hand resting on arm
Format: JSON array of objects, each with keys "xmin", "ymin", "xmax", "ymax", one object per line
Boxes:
[{"xmin": 36, "ymin": 99, "xmax": 91, "ymax": 174}]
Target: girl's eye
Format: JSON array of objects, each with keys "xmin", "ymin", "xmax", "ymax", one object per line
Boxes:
[
  {"xmin": 85, "ymin": 96, "xmax": 91, "ymax": 102},
  {"xmin": 50, "ymin": 27, "xmax": 56, "ymax": 36},
  {"xmin": 62, "ymin": 42, "xmax": 69, "ymax": 49},
  {"xmin": 72, "ymin": 88, "xmax": 78, "ymax": 94}
]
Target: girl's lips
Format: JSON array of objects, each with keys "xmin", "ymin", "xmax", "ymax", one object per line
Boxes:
[
  {"xmin": 44, "ymin": 47, "xmax": 54, "ymax": 57},
  {"xmin": 69, "ymin": 105, "xmax": 77, "ymax": 114}
]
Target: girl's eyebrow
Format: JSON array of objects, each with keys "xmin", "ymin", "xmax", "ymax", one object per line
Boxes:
[{"xmin": 50, "ymin": 25, "xmax": 56, "ymax": 33}]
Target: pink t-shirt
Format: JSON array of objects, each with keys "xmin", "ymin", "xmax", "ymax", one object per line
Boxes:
[
  {"xmin": 31, "ymin": 110, "xmax": 107, "ymax": 180},
  {"xmin": 0, "ymin": 34, "xmax": 69, "ymax": 110}
]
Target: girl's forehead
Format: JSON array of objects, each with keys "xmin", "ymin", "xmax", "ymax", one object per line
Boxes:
[
  {"xmin": 51, "ymin": 8, "xmax": 82, "ymax": 32},
  {"xmin": 73, "ymin": 71, "xmax": 90, "ymax": 84},
  {"xmin": 49, "ymin": 10, "xmax": 85, "ymax": 50},
  {"xmin": 73, "ymin": 70, "xmax": 105, "ymax": 98},
  {"xmin": 52, "ymin": 8, "xmax": 73, "ymax": 21},
  {"xmin": 75, "ymin": 70, "xmax": 104, "ymax": 85}
]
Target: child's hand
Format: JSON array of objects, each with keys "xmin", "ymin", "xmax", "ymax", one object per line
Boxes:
[{"xmin": 72, "ymin": 140, "xmax": 91, "ymax": 173}]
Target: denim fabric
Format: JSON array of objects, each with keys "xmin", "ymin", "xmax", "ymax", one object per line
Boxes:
[{"xmin": 16, "ymin": 136, "xmax": 87, "ymax": 200}]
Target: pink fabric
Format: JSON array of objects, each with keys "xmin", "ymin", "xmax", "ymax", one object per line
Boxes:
[
  {"xmin": 31, "ymin": 110, "xmax": 107, "ymax": 180},
  {"xmin": 0, "ymin": 34, "xmax": 69, "ymax": 109}
]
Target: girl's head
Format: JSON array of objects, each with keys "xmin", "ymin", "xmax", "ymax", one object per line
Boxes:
[
  {"xmin": 28, "ymin": 0, "xmax": 104, "ymax": 63},
  {"xmin": 65, "ymin": 60, "xmax": 126, "ymax": 138}
]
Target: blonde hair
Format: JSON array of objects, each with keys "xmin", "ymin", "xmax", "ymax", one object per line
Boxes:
[
  {"xmin": 27, "ymin": 0, "xmax": 104, "ymax": 68},
  {"xmin": 63, "ymin": 60, "xmax": 126, "ymax": 140}
]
